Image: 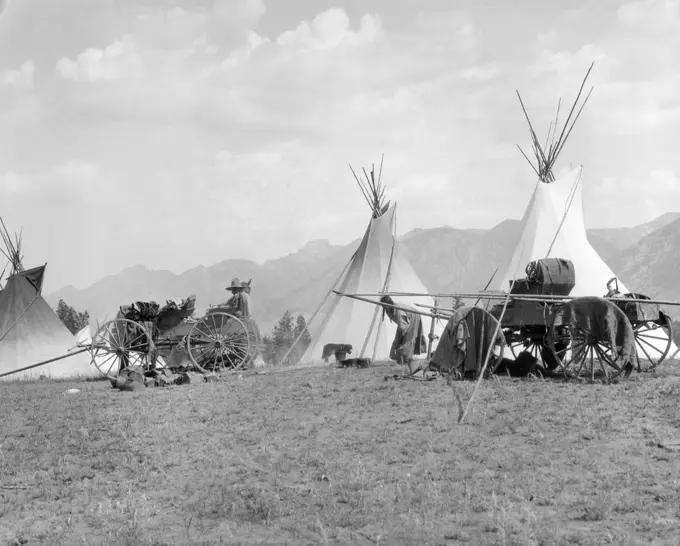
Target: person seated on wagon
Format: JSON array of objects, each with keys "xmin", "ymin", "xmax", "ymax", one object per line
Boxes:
[
  {"xmin": 379, "ymin": 295, "xmax": 432, "ymax": 378},
  {"xmin": 225, "ymin": 277, "xmax": 251, "ymax": 318}
]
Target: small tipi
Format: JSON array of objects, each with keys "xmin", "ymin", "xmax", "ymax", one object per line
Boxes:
[
  {"xmin": 292, "ymin": 159, "xmax": 445, "ymax": 366},
  {"xmin": 495, "ymin": 63, "xmax": 678, "ymax": 358},
  {"xmin": 0, "ymin": 220, "xmax": 95, "ymax": 379}
]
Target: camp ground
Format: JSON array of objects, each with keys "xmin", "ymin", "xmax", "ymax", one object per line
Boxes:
[
  {"xmin": 1, "ymin": 64, "xmax": 678, "ymax": 385},
  {"xmin": 335, "ymin": 64, "xmax": 680, "ymax": 382}
]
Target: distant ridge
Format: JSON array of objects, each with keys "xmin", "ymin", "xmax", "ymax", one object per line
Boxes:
[{"xmin": 45, "ymin": 212, "xmax": 680, "ymax": 334}]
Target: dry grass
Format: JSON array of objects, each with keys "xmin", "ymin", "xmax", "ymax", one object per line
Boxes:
[{"xmin": 1, "ymin": 361, "xmax": 680, "ymax": 545}]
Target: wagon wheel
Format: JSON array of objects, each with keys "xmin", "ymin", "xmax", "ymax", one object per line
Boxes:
[
  {"xmin": 631, "ymin": 320, "xmax": 674, "ymax": 371},
  {"xmin": 187, "ymin": 312, "xmax": 251, "ymax": 373},
  {"xmin": 547, "ymin": 297, "xmax": 636, "ymax": 382},
  {"xmin": 89, "ymin": 318, "xmax": 154, "ymax": 379}
]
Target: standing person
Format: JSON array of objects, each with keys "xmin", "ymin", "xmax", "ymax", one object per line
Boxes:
[
  {"xmin": 380, "ymin": 295, "xmax": 430, "ymax": 377},
  {"xmin": 225, "ymin": 277, "xmax": 251, "ymax": 318}
]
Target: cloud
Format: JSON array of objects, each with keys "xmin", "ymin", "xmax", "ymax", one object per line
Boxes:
[
  {"xmin": 1, "ymin": 60, "xmax": 35, "ymax": 89},
  {"xmin": 459, "ymin": 62, "xmax": 502, "ymax": 81},
  {"xmin": 617, "ymin": 0, "xmax": 680, "ymax": 30},
  {"xmin": 591, "ymin": 168, "xmax": 679, "ymax": 224},
  {"xmin": 52, "ymin": 159, "xmax": 101, "ymax": 185},
  {"xmin": 221, "ymin": 31, "xmax": 268, "ymax": 68},
  {"xmin": 527, "ymin": 43, "xmax": 606, "ymax": 80},
  {"xmin": 1, "ymin": 171, "xmax": 23, "ymax": 194},
  {"xmin": 0, "ymin": 160, "xmax": 102, "ymax": 199},
  {"xmin": 276, "ymin": 8, "xmax": 383, "ymax": 51},
  {"xmin": 648, "ymin": 168, "xmax": 680, "ymax": 192},
  {"xmin": 7, "ymin": 0, "xmax": 680, "ymax": 291},
  {"xmin": 56, "ymin": 37, "xmax": 144, "ymax": 82},
  {"xmin": 214, "ymin": 0, "xmax": 266, "ymax": 26}
]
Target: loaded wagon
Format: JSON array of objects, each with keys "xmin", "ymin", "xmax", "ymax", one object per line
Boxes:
[
  {"xmin": 88, "ymin": 295, "xmax": 261, "ymax": 379},
  {"xmin": 490, "ymin": 258, "xmax": 674, "ymax": 380}
]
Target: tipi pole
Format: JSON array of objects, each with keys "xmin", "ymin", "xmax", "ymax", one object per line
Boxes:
[
  {"xmin": 0, "ymin": 347, "xmax": 90, "ymax": 379},
  {"xmin": 345, "ymin": 292, "xmax": 680, "ymax": 307},
  {"xmin": 335, "ymin": 292, "xmax": 449, "ymax": 320},
  {"xmin": 278, "ymin": 250, "xmax": 358, "ymax": 365}
]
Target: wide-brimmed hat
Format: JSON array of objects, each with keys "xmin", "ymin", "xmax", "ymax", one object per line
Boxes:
[{"xmin": 226, "ymin": 277, "xmax": 243, "ymax": 291}]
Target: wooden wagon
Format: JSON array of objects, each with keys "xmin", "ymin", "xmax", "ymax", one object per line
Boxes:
[
  {"xmin": 490, "ymin": 258, "xmax": 674, "ymax": 380},
  {"xmin": 88, "ymin": 295, "xmax": 261, "ymax": 379}
]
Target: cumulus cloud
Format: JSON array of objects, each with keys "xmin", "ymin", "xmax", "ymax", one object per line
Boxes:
[
  {"xmin": 221, "ymin": 31, "xmax": 268, "ymax": 68},
  {"xmin": 56, "ymin": 37, "xmax": 144, "ymax": 82},
  {"xmin": 6, "ymin": 0, "xmax": 680, "ymax": 289},
  {"xmin": 276, "ymin": 8, "xmax": 383, "ymax": 51},
  {"xmin": 2, "ymin": 60, "xmax": 35, "ymax": 89}
]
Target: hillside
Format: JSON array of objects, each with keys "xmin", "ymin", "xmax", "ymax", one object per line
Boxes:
[
  {"xmin": 609, "ymin": 216, "xmax": 680, "ymax": 320},
  {"xmin": 589, "ymin": 212, "xmax": 680, "ymax": 253},
  {"xmin": 45, "ymin": 213, "xmax": 680, "ymax": 336}
]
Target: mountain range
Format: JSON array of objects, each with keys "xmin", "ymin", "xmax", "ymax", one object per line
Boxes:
[{"xmin": 45, "ymin": 212, "xmax": 680, "ymax": 336}]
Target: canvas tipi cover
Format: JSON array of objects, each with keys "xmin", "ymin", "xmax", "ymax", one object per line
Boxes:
[
  {"xmin": 299, "ymin": 204, "xmax": 445, "ymax": 366},
  {"xmin": 495, "ymin": 167, "xmax": 678, "ymax": 355},
  {"xmin": 495, "ymin": 167, "xmax": 622, "ymax": 296},
  {"xmin": 0, "ymin": 266, "xmax": 95, "ymax": 379}
]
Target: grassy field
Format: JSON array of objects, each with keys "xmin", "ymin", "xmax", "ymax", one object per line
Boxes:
[{"xmin": 2, "ymin": 361, "xmax": 680, "ymax": 546}]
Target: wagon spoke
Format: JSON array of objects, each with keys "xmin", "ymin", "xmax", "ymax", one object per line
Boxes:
[
  {"xmin": 636, "ymin": 334, "xmax": 664, "ymax": 354},
  {"xmin": 636, "ymin": 329, "xmax": 668, "ymax": 341},
  {"xmin": 636, "ymin": 339, "xmax": 655, "ymax": 362}
]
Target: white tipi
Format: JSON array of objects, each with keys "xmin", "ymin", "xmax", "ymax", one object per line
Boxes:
[
  {"xmin": 291, "ymin": 160, "xmax": 445, "ymax": 366},
  {"xmin": 495, "ymin": 63, "xmax": 678, "ymax": 363}
]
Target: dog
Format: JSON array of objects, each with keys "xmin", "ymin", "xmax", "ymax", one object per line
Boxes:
[{"xmin": 321, "ymin": 343, "xmax": 353, "ymax": 362}]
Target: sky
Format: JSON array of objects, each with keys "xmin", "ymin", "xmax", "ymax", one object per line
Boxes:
[{"xmin": 0, "ymin": 0, "xmax": 679, "ymax": 293}]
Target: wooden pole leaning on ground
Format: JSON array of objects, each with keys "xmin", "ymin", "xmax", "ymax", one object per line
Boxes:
[
  {"xmin": 0, "ymin": 347, "xmax": 90, "ymax": 379},
  {"xmin": 457, "ymin": 274, "xmax": 522, "ymax": 424}
]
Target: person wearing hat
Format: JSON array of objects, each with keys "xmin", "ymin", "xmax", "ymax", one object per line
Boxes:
[
  {"xmin": 225, "ymin": 277, "xmax": 251, "ymax": 318},
  {"xmin": 380, "ymin": 295, "xmax": 431, "ymax": 378}
]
